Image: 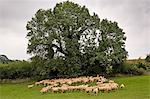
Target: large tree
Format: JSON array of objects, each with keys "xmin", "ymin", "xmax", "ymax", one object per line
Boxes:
[{"xmin": 26, "ymin": 1, "xmax": 127, "ymax": 75}]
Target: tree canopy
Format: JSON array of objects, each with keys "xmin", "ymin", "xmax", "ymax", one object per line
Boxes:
[
  {"xmin": 145, "ymin": 54, "xmax": 150, "ymax": 62},
  {"xmin": 0, "ymin": 55, "xmax": 10, "ymax": 64},
  {"xmin": 26, "ymin": 1, "xmax": 127, "ymax": 76}
]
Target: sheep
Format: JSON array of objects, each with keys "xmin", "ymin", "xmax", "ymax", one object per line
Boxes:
[
  {"xmin": 85, "ymin": 87, "xmax": 94, "ymax": 93},
  {"xmin": 51, "ymin": 87, "xmax": 60, "ymax": 93},
  {"xmin": 47, "ymin": 85, "xmax": 54, "ymax": 89},
  {"xmin": 62, "ymin": 84, "xmax": 69, "ymax": 87},
  {"xmin": 101, "ymin": 78, "xmax": 108, "ymax": 83},
  {"xmin": 110, "ymin": 83, "xmax": 119, "ymax": 90},
  {"xmin": 92, "ymin": 88, "xmax": 99, "ymax": 95},
  {"xmin": 35, "ymin": 82, "xmax": 41, "ymax": 86},
  {"xmin": 104, "ymin": 86, "xmax": 112, "ymax": 92},
  {"xmin": 36, "ymin": 76, "xmax": 120, "ymax": 94},
  {"xmin": 97, "ymin": 83, "xmax": 106, "ymax": 87},
  {"xmin": 93, "ymin": 76, "xmax": 101, "ymax": 82},
  {"xmin": 40, "ymin": 87, "xmax": 49, "ymax": 93},
  {"xmin": 28, "ymin": 84, "xmax": 34, "ymax": 88},
  {"xmin": 67, "ymin": 80, "xmax": 73, "ymax": 85},
  {"xmin": 98, "ymin": 83, "xmax": 112, "ymax": 92},
  {"xmin": 81, "ymin": 78, "xmax": 89, "ymax": 83},
  {"xmin": 60, "ymin": 86, "xmax": 68, "ymax": 93},
  {"xmin": 88, "ymin": 77, "xmax": 95, "ymax": 82},
  {"xmin": 96, "ymin": 81, "xmax": 103, "ymax": 85},
  {"xmin": 120, "ymin": 84, "xmax": 125, "ymax": 88},
  {"xmin": 109, "ymin": 80, "xmax": 114, "ymax": 83},
  {"xmin": 45, "ymin": 81, "xmax": 53, "ymax": 86},
  {"xmin": 52, "ymin": 83, "xmax": 59, "ymax": 87},
  {"xmin": 77, "ymin": 85, "xmax": 89, "ymax": 91},
  {"xmin": 35, "ymin": 80, "xmax": 48, "ymax": 85},
  {"xmin": 98, "ymin": 84, "xmax": 112, "ymax": 92},
  {"xmin": 67, "ymin": 86, "xmax": 75, "ymax": 91},
  {"xmin": 98, "ymin": 86, "xmax": 106, "ymax": 91}
]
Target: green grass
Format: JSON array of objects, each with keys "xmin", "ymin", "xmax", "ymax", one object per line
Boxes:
[{"xmin": 0, "ymin": 76, "xmax": 150, "ymax": 99}]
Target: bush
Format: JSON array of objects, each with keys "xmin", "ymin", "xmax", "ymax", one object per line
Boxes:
[
  {"xmin": 0, "ymin": 58, "xmax": 149, "ymax": 80},
  {"xmin": 0, "ymin": 61, "xmax": 33, "ymax": 79},
  {"xmin": 120, "ymin": 63, "xmax": 145, "ymax": 75},
  {"xmin": 0, "ymin": 58, "xmax": 82, "ymax": 80},
  {"xmin": 145, "ymin": 54, "xmax": 150, "ymax": 62},
  {"xmin": 29, "ymin": 58, "xmax": 66, "ymax": 80}
]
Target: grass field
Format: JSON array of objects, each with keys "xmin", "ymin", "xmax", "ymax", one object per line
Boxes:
[{"xmin": 0, "ymin": 76, "xmax": 150, "ymax": 99}]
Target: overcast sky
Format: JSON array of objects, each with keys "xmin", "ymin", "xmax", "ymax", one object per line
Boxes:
[{"xmin": 0, "ymin": 0, "xmax": 150, "ymax": 60}]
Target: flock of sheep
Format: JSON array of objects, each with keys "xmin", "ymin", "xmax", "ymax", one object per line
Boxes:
[{"xmin": 28, "ymin": 75, "xmax": 125, "ymax": 95}]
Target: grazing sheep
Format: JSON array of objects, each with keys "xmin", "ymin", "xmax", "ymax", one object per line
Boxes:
[
  {"xmin": 120, "ymin": 84, "xmax": 125, "ymax": 88},
  {"xmin": 51, "ymin": 87, "xmax": 60, "ymax": 93},
  {"xmin": 104, "ymin": 86, "xmax": 112, "ymax": 92},
  {"xmin": 97, "ymin": 83, "xmax": 106, "ymax": 87},
  {"xmin": 109, "ymin": 80, "xmax": 114, "ymax": 83},
  {"xmin": 82, "ymin": 78, "xmax": 89, "ymax": 83},
  {"xmin": 85, "ymin": 87, "xmax": 93, "ymax": 93},
  {"xmin": 53, "ymin": 83, "xmax": 59, "ymax": 87},
  {"xmin": 78, "ymin": 85, "xmax": 89, "ymax": 91},
  {"xmin": 35, "ymin": 82, "xmax": 41, "ymax": 86},
  {"xmin": 60, "ymin": 87, "xmax": 68, "ymax": 93},
  {"xmin": 89, "ymin": 77, "xmax": 95, "ymax": 82},
  {"xmin": 67, "ymin": 80, "xmax": 72, "ymax": 85},
  {"xmin": 98, "ymin": 86, "xmax": 106, "ymax": 91},
  {"xmin": 34, "ymin": 76, "xmax": 120, "ymax": 94},
  {"xmin": 109, "ymin": 83, "xmax": 118, "ymax": 90},
  {"xmin": 28, "ymin": 84, "xmax": 34, "ymax": 88},
  {"xmin": 40, "ymin": 87, "xmax": 49, "ymax": 93},
  {"xmin": 96, "ymin": 81, "xmax": 103, "ymax": 85},
  {"xmin": 67, "ymin": 86, "xmax": 75, "ymax": 91},
  {"xmin": 93, "ymin": 88, "xmax": 99, "ymax": 95},
  {"xmin": 98, "ymin": 83, "xmax": 112, "ymax": 92},
  {"xmin": 62, "ymin": 84, "xmax": 69, "ymax": 87},
  {"xmin": 101, "ymin": 78, "xmax": 108, "ymax": 83}
]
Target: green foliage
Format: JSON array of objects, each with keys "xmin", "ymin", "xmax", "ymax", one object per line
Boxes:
[
  {"xmin": 31, "ymin": 58, "xmax": 65, "ymax": 80},
  {"xmin": 0, "ymin": 61, "xmax": 33, "ymax": 79},
  {"xmin": 112, "ymin": 59, "xmax": 150, "ymax": 75},
  {"xmin": 26, "ymin": 1, "xmax": 127, "ymax": 77},
  {"xmin": 116, "ymin": 62, "xmax": 146, "ymax": 75},
  {"xmin": 0, "ymin": 55, "xmax": 10, "ymax": 64},
  {"xmin": 94, "ymin": 19, "xmax": 127, "ymax": 74},
  {"xmin": 145, "ymin": 54, "xmax": 150, "ymax": 62}
]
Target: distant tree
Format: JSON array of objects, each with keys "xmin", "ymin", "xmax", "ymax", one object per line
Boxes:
[
  {"xmin": 26, "ymin": 1, "xmax": 127, "ymax": 75},
  {"xmin": 0, "ymin": 55, "xmax": 10, "ymax": 63},
  {"xmin": 145, "ymin": 54, "xmax": 150, "ymax": 62}
]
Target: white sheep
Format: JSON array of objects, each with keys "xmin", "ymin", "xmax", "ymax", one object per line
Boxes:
[
  {"xmin": 109, "ymin": 80, "xmax": 114, "ymax": 83},
  {"xmin": 35, "ymin": 82, "xmax": 41, "ymax": 86},
  {"xmin": 40, "ymin": 87, "xmax": 49, "ymax": 93},
  {"xmin": 96, "ymin": 81, "xmax": 103, "ymax": 85},
  {"xmin": 85, "ymin": 87, "xmax": 93, "ymax": 93},
  {"xmin": 120, "ymin": 84, "xmax": 125, "ymax": 88},
  {"xmin": 92, "ymin": 88, "xmax": 99, "ymax": 95},
  {"xmin": 51, "ymin": 87, "xmax": 60, "ymax": 93},
  {"xmin": 110, "ymin": 83, "xmax": 118, "ymax": 90},
  {"xmin": 28, "ymin": 84, "xmax": 34, "ymax": 88},
  {"xmin": 60, "ymin": 86, "xmax": 68, "ymax": 93}
]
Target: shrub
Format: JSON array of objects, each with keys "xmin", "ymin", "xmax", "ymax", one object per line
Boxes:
[
  {"xmin": 145, "ymin": 54, "xmax": 150, "ymax": 62},
  {"xmin": 120, "ymin": 63, "xmax": 145, "ymax": 75},
  {"xmin": 137, "ymin": 63, "xmax": 148, "ymax": 70},
  {"xmin": 0, "ymin": 61, "xmax": 33, "ymax": 79},
  {"xmin": 30, "ymin": 58, "xmax": 66, "ymax": 80}
]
